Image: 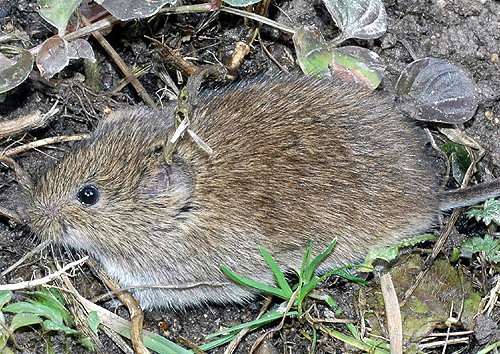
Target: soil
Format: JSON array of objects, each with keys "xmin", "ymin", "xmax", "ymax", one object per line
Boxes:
[{"xmin": 0, "ymin": 0, "xmax": 499, "ymax": 353}]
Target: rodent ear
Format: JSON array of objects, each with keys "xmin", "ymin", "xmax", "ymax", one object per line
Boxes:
[{"xmin": 137, "ymin": 160, "xmax": 171, "ymax": 198}]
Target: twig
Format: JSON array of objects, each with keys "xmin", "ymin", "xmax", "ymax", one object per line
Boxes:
[
  {"xmin": 91, "ymin": 260, "xmax": 149, "ymax": 354},
  {"xmin": 380, "ymin": 273, "xmax": 403, "ymax": 354},
  {"xmin": 1, "ymin": 240, "xmax": 51, "ymax": 277},
  {"xmin": 250, "ymin": 289, "xmax": 299, "ymax": 353},
  {"xmin": 224, "ymin": 297, "xmax": 272, "ymax": 354},
  {"xmin": 0, "ymin": 102, "xmax": 59, "ymax": 139},
  {"xmin": 482, "ymin": 275, "xmax": 500, "ymax": 316},
  {"xmin": 0, "ymin": 256, "xmax": 88, "ymax": 291},
  {"xmin": 80, "ymin": 16, "xmax": 156, "ymax": 109},
  {"xmin": 2, "ymin": 134, "xmax": 89, "ymax": 157},
  {"xmin": 0, "ymin": 155, "xmax": 33, "ymax": 191},
  {"xmin": 418, "ymin": 337, "xmax": 470, "ymax": 349},
  {"xmin": 226, "ymin": 41, "xmax": 251, "ymax": 74},
  {"xmin": 220, "ymin": 6, "xmax": 295, "ymax": 35},
  {"xmin": 147, "ymin": 36, "xmax": 200, "ymax": 76},
  {"xmin": 0, "ymin": 205, "xmax": 22, "ymax": 225},
  {"xmin": 258, "ymin": 31, "xmax": 288, "ymax": 72}
]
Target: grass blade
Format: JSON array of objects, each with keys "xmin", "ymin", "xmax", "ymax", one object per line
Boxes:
[
  {"xmin": 220, "ymin": 265, "xmax": 288, "ymax": 299},
  {"xmin": 205, "ymin": 310, "xmax": 298, "ymax": 340},
  {"xmin": 303, "ymin": 239, "xmax": 337, "ymax": 282},
  {"xmin": 259, "ymin": 246, "xmax": 293, "ymax": 297}
]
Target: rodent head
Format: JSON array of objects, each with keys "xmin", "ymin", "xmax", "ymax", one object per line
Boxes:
[{"xmin": 25, "ymin": 108, "xmax": 193, "ymax": 262}]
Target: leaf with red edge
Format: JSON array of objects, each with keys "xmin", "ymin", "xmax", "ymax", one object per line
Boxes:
[{"xmin": 331, "ymin": 46, "xmax": 384, "ymax": 90}]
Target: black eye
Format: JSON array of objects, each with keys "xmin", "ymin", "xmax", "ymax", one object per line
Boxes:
[{"xmin": 77, "ymin": 184, "xmax": 100, "ymax": 206}]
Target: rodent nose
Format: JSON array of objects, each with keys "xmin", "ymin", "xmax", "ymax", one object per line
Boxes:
[{"xmin": 44, "ymin": 204, "xmax": 61, "ymax": 218}]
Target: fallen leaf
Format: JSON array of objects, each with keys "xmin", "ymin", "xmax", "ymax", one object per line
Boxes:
[
  {"xmin": 36, "ymin": 35, "xmax": 69, "ymax": 79},
  {"xmin": 95, "ymin": 0, "xmax": 176, "ymax": 21},
  {"xmin": 323, "ymin": 0, "xmax": 387, "ymax": 42},
  {"xmin": 0, "ymin": 48, "xmax": 34, "ymax": 94},
  {"xmin": 395, "ymin": 57, "xmax": 478, "ymax": 123},
  {"xmin": 67, "ymin": 38, "xmax": 96, "ymax": 62}
]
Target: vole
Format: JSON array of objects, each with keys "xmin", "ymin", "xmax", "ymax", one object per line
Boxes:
[{"xmin": 25, "ymin": 76, "xmax": 500, "ymax": 309}]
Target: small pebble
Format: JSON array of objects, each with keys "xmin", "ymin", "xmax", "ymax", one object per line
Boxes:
[{"xmin": 491, "ymin": 53, "xmax": 499, "ymax": 64}]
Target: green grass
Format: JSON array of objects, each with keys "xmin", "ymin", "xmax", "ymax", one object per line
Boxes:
[{"xmin": 204, "ymin": 240, "xmax": 381, "ymax": 352}]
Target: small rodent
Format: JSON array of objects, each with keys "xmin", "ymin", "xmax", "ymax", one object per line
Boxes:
[{"xmin": 25, "ymin": 76, "xmax": 500, "ymax": 309}]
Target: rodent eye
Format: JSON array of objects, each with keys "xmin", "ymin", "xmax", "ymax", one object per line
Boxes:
[{"xmin": 77, "ymin": 184, "xmax": 100, "ymax": 206}]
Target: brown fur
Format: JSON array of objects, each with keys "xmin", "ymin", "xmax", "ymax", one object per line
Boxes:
[{"xmin": 26, "ymin": 76, "xmax": 441, "ymax": 308}]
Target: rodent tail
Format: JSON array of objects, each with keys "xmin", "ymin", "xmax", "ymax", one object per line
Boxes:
[{"xmin": 439, "ymin": 178, "xmax": 500, "ymax": 210}]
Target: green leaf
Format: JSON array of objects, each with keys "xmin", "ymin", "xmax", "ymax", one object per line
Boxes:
[
  {"xmin": 441, "ymin": 142, "xmax": 472, "ymax": 184},
  {"xmin": 223, "ymin": 0, "xmax": 262, "ymax": 7},
  {"xmin": 292, "ymin": 28, "xmax": 332, "ymax": 77},
  {"xmin": 38, "ymin": 0, "xmax": 82, "ymax": 36},
  {"xmin": 0, "ymin": 336, "xmax": 9, "ymax": 352},
  {"xmin": 303, "ymin": 239, "xmax": 337, "ymax": 282},
  {"xmin": 220, "ymin": 265, "xmax": 289, "ymax": 300},
  {"xmin": 0, "ymin": 291, "xmax": 12, "ymax": 310},
  {"xmin": 29, "ymin": 289, "xmax": 72, "ymax": 325},
  {"xmin": 87, "ymin": 311, "xmax": 101, "ymax": 334},
  {"xmin": 79, "ymin": 337, "xmax": 96, "ymax": 351},
  {"xmin": 466, "ymin": 199, "xmax": 500, "ymax": 226},
  {"xmin": 460, "ymin": 235, "xmax": 500, "ymax": 263},
  {"xmin": 331, "ymin": 47, "xmax": 384, "ymax": 90},
  {"xmin": 42, "ymin": 319, "xmax": 78, "ymax": 335},
  {"xmin": 358, "ymin": 234, "xmax": 436, "ymax": 272},
  {"xmin": 259, "ymin": 247, "xmax": 293, "ymax": 297},
  {"xmin": 3, "ymin": 302, "xmax": 64, "ymax": 325},
  {"xmin": 9, "ymin": 313, "xmax": 43, "ymax": 332}
]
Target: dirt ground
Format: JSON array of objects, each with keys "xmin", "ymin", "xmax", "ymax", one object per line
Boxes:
[{"xmin": 0, "ymin": 0, "xmax": 499, "ymax": 353}]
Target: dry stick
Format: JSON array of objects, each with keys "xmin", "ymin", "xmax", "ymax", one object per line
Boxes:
[
  {"xmin": 0, "ymin": 256, "xmax": 88, "ymax": 291},
  {"xmin": 250, "ymin": 289, "xmax": 299, "ymax": 354},
  {"xmin": 0, "ymin": 205, "xmax": 22, "ymax": 225},
  {"xmin": 258, "ymin": 31, "xmax": 288, "ymax": 72},
  {"xmin": 418, "ymin": 338, "xmax": 470, "ymax": 350},
  {"xmin": 0, "ymin": 155, "xmax": 33, "ymax": 191},
  {"xmin": 56, "ymin": 271, "xmax": 105, "ymax": 354},
  {"xmin": 483, "ymin": 275, "xmax": 500, "ymax": 316},
  {"xmin": 80, "ymin": 16, "xmax": 156, "ymax": 109},
  {"xmin": 59, "ymin": 274, "xmax": 134, "ymax": 354},
  {"xmin": 3, "ymin": 134, "xmax": 89, "ymax": 157},
  {"xmin": 0, "ymin": 102, "xmax": 59, "ymax": 139},
  {"xmin": 1, "ymin": 240, "xmax": 51, "ymax": 277},
  {"xmin": 220, "ymin": 6, "xmax": 295, "ymax": 34},
  {"xmin": 226, "ymin": 41, "xmax": 251, "ymax": 74},
  {"xmin": 223, "ymin": 297, "xmax": 272, "ymax": 354},
  {"xmin": 146, "ymin": 36, "xmax": 200, "ymax": 76},
  {"xmin": 91, "ymin": 260, "xmax": 149, "ymax": 354},
  {"xmin": 380, "ymin": 273, "xmax": 403, "ymax": 354}
]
